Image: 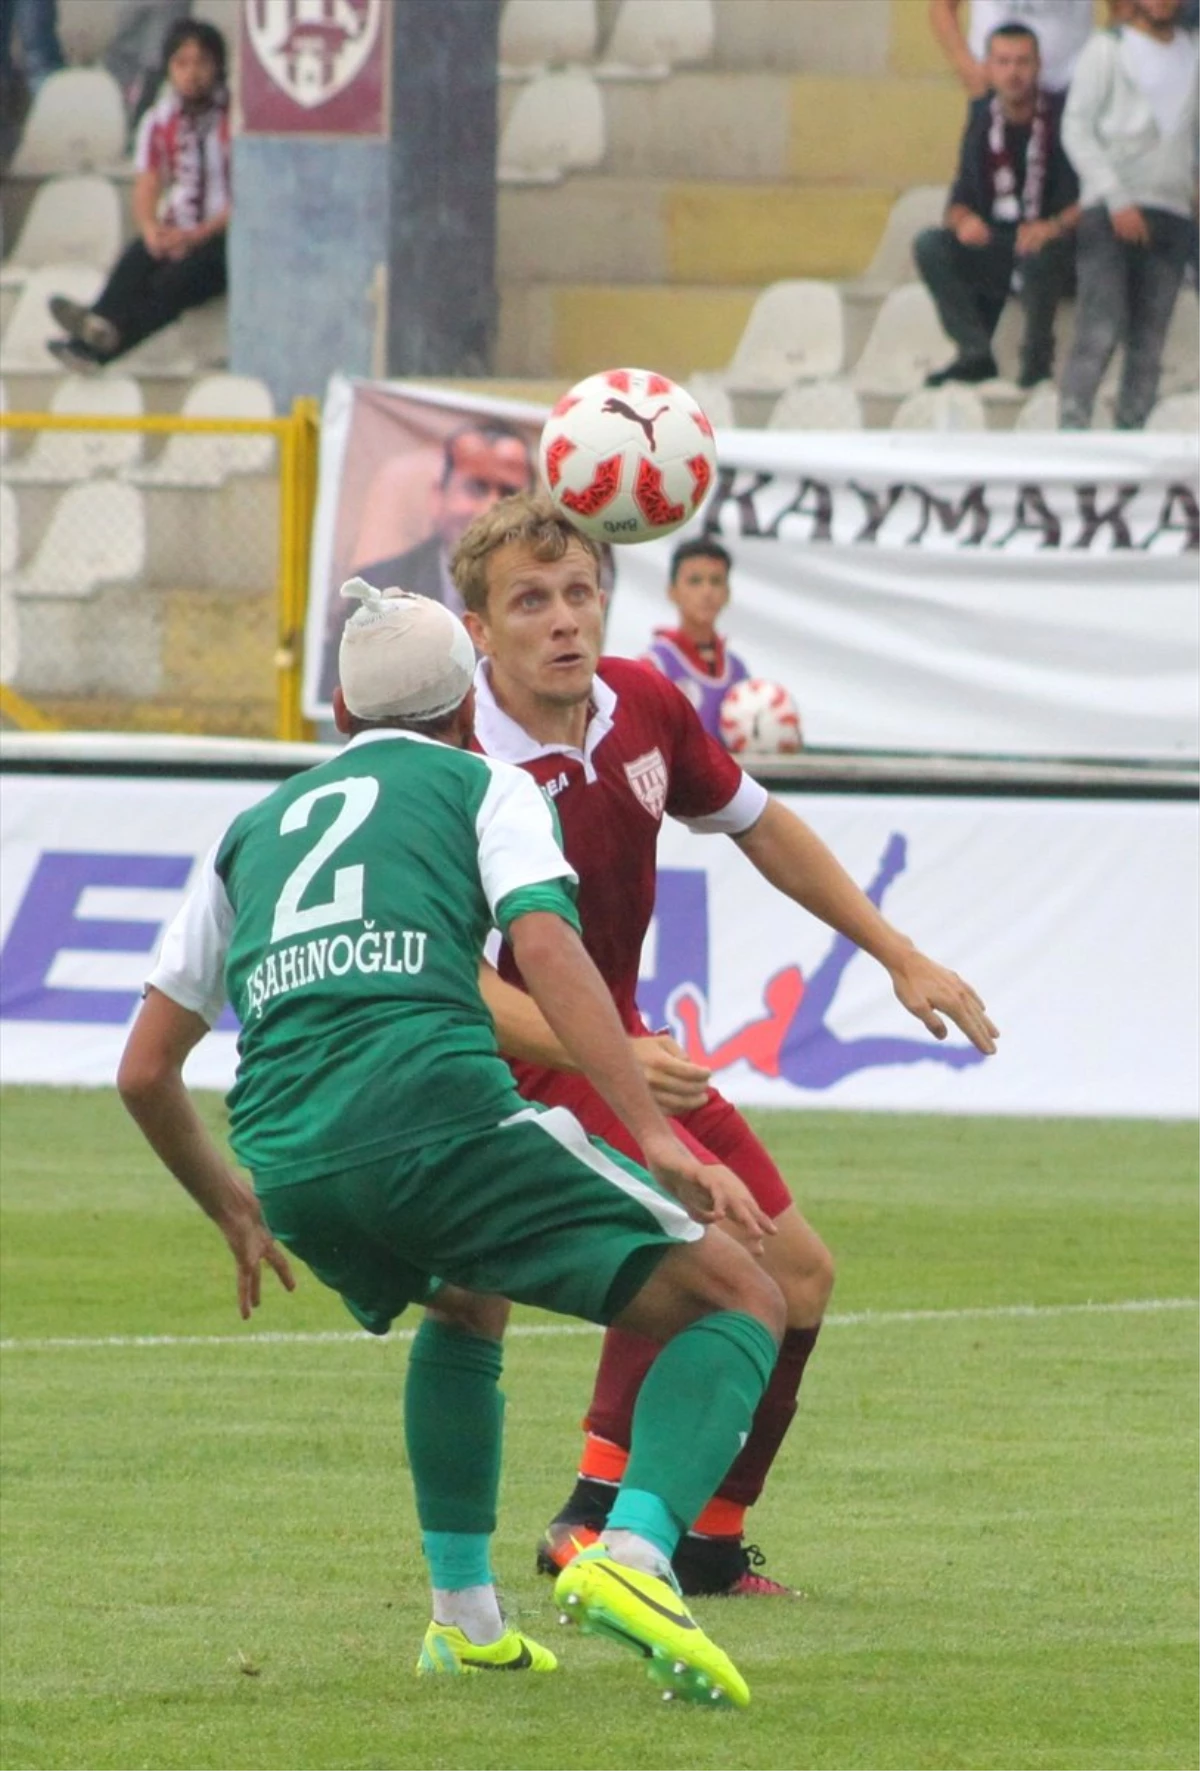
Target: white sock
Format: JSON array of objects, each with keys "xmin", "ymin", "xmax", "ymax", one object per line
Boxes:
[
  {"xmin": 603, "ymin": 1529, "xmax": 671, "ymax": 1580},
  {"xmin": 431, "ymin": 1583, "xmax": 504, "ymax": 1645}
]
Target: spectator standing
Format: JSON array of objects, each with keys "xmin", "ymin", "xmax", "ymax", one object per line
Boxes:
[
  {"xmin": 0, "ymin": 0, "xmax": 64, "ymax": 92},
  {"xmin": 930, "ymin": 0, "xmax": 1097, "ymax": 94},
  {"xmin": 45, "ymin": 18, "xmax": 229, "ymax": 371},
  {"xmin": 916, "ymin": 23, "xmax": 1080, "ymax": 386},
  {"xmin": 1059, "ymin": 0, "xmax": 1199, "ymax": 429},
  {"xmin": 643, "ymin": 539, "xmax": 751, "ymax": 744}
]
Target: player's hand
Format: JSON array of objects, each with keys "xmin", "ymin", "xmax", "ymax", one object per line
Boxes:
[
  {"xmin": 889, "ymin": 949, "xmax": 999, "ymax": 1055},
  {"xmin": 218, "ymin": 1183, "xmax": 297, "ymax": 1319},
  {"xmin": 632, "ymin": 1033, "xmax": 711, "ymax": 1113},
  {"xmin": 642, "ymin": 1136, "xmax": 776, "ymax": 1254},
  {"xmin": 1110, "ymin": 205, "xmax": 1150, "ymax": 245}
]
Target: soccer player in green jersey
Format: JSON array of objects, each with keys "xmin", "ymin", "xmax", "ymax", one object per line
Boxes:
[{"xmin": 118, "ymin": 580, "xmax": 788, "ymax": 1707}]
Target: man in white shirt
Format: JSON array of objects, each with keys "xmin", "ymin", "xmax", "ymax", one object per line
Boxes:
[
  {"xmin": 929, "ymin": 0, "xmax": 1097, "ymax": 94},
  {"xmin": 1059, "ymin": 0, "xmax": 1198, "ymax": 428}
]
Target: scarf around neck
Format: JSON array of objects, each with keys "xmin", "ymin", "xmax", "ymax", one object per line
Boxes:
[{"xmin": 986, "ymin": 90, "xmax": 1052, "ymax": 224}]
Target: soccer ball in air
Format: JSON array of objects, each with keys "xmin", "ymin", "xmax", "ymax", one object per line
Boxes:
[
  {"xmin": 719, "ymin": 680, "xmax": 804, "ymax": 756},
  {"xmin": 539, "ymin": 367, "xmax": 718, "ymax": 545}
]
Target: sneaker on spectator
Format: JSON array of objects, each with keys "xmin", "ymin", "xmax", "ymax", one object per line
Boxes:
[
  {"xmin": 925, "ymin": 354, "xmax": 998, "ymax": 387},
  {"xmin": 49, "ymin": 297, "xmax": 120, "ymax": 358}
]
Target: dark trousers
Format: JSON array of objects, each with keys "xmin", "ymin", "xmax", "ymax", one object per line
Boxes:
[
  {"xmin": 914, "ymin": 224, "xmax": 1074, "ymax": 381},
  {"xmin": 1060, "ymin": 205, "xmax": 1191, "ymax": 430},
  {"xmin": 91, "ymin": 234, "xmax": 227, "ymax": 361}
]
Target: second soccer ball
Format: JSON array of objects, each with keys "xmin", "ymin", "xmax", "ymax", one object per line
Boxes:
[{"xmin": 719, "ymin": 679, "xmax": 804, "ymax": 756}]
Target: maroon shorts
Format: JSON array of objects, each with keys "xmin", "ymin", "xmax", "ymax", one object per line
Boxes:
[{"xmin": 519, "ymin": 1071, "xmax": 794, "ymax": 1220}]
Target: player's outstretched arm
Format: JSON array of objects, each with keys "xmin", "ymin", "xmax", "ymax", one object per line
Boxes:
[
  {"xmin": 734, "ymin": 799, "xmax": 999, "ymax": 1055},
  {"xmin": 478, "ymin": 960, "xmax": 712, "ymax": 1111},
  {"xmin": 506, "ymin": 913, "xmax": 773, "ymax": 1250},
  {"xmin": 118, "ymin": 988, "xmax": 296, "ymax": 1318}
]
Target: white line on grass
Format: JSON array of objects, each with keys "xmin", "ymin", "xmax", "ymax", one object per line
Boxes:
[{"xmin": 0, "ymin": 1296, "xmax": 1195, "ymax": 1353}]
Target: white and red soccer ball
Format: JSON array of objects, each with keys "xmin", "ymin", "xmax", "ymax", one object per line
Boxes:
[
  {"xmin": 538, "ymin": 367, "xmax": 718, "ymax": 545},
  {"xmin": 719, "ymin": 679, "xmax": 804, "ymax": 756}
]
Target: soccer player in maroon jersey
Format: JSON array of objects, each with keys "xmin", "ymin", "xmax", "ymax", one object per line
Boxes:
[{"xmin": 443, "ymin": 492, "xmax": 998, "ymax": 1597}]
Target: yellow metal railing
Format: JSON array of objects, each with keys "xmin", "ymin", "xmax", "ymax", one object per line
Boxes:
[{"xmin": 0, "ymin": 400, "xmax": 319, "ymax": 739}]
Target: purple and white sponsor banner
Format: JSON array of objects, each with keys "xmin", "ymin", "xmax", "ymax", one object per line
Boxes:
[{"xmin": 1, "ymin": 770, "xmax": 1195, "ymax": 1117}]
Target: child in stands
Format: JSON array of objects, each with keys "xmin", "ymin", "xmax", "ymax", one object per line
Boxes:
[{"xmin": 643, "ymin": 538, "xmax": 749, "ymax": 744}]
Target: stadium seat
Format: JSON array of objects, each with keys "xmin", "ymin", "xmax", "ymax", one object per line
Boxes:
[
  {"xmin": 685, "ymin": 373, "xmax": 735, "ymax": 428},
  {"xmin": 596, "ymin": 0, "xmax": 715, "ymax": 78},
  {"xmin": 0, "ymin": 176, "xmax": 122, "ymax": 290},
  {"xmin": 0, "ymin": 263, "xmax": 105, "ymax": 372},
  {"xmin": 57, "ymin": 0, "xmax": 127, "ymax": 65},
  {"xmin": 4, "ymin": 480, "xmax": 145, "ymax": 601},
  {"xmin": 849, "ymin": 186, "xmax": 947, "ymax": 294},
  {"xmin": 1146, "ymin": 390, "xmax": 1200, "ymax": 433},
  {"xmin": 497, "ymin": 70, "xmax": 606, "ymax": 183},
  {"xmin": 499, "ymin": 0, "xmax": 599, "ymax": 76},
  {"xmin": 0, "ymin": 482, "xmax": 17, "ymax": 576},
  {"xmin": 0, "ymin": 379, "xmax": 8, "ymax": 463},
  {"xmin": 891, "ymin": 385, "xmax": 987, "ymax": 430},
  {"xmin": 1, "ymin": 373, "xmax": 143, "ymax": 484},
  {"xmin": 722, "ymin": 281, "xmax": 845, "ymax": 393},
  {"xmin": 8, "ymin": 68, "xmax": 126, "ymax": 177},
  {"xmin": 126, "ymin": 373, "xmax": 275, "ymax": 487},
  {"xmin": 1158, "ymin": 288, "xmax": 1199, "ymax": 396},
  {"xmin": 1013, "ymin": 386, "xmax": 1059, "ymax": 429},
  {"xmin": 767, "ymin": 378, "xmax": 864, "ymax": 430},
  {"xmin": 850, "ymin": 282, "xmax": 952, "ymax": 395}
]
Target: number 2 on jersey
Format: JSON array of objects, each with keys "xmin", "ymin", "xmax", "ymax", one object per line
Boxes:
[{"xmin": 270, "ymin": 777, "xmax": 379, "ymax": 944}]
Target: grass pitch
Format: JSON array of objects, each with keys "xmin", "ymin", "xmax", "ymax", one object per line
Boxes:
[{"xmin": 1, "ymin": 1087, "xmax": 1196, "ymax": 1771}]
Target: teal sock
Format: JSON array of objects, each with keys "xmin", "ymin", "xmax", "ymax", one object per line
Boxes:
[
  {"xmin": 619, "ymin": 1310, "xmax": 778, "ymax": 1549},
  {"xmin": 421, "ymin": 1529, "xmax": 492, "ymax": 1592},
  {"xmin": 403, "ymin": 1318, "xmax": 504, "ymax": 1538}
]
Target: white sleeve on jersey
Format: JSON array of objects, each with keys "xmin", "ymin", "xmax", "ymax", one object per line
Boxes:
[
  {"xmin": 144, "ymin": 844, "xmax": 234, "ymax": 1027},
  {"xmin": 678, "ymin": 770, "xmax": 769, "ymax": 837},
  {"xmin": 474, "ymin": 759, "xmax": 578, "ymax": 922}
]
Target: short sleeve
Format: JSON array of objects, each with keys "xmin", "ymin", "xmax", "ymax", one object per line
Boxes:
[
  {"xmin": 645, "ymin": 667, "xmax": 768, "ymax": 835},
  {"xmin": 474, "ymin": 759, "xmax": 578, "ymax": 923},
  {"xmin": 133, "ymin": 110, "xmax": 158, "ymax": 176},
  {"xmin": 145, "ymin": 845, "xmax": 234, "ymax": 1026}
]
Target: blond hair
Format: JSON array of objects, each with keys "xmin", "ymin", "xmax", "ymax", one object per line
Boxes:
[{"xmin": 451, "ymin": 491, "xmax": 602, "ymax": 616}]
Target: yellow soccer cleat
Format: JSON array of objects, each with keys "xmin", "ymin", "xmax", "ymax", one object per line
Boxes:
[
  {"xmin": 553, "ymin": 1544, "xmax": 751, "ymax": 1708},
  {"xmin": 415, "ymin": 1621, "xmax": 558, "ymax": 1675}
]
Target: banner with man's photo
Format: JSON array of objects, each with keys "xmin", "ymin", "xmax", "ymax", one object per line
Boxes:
[{"xmin": 305, "ymin": 378, "xmax": 1197, "ymax": 760}]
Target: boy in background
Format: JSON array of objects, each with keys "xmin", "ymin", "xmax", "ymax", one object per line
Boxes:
[{"xmin": 643, "ymin": 539, "xmax": 749, "ymax": 742}]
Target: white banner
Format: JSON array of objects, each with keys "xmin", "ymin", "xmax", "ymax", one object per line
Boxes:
[
  {"xmin": 307, "ymin": 378, "xmax": 1198, "ymax": 760},
  {"xmin": 2, "ymin": 771, "xmax": 1195, "ymax": 1117}
]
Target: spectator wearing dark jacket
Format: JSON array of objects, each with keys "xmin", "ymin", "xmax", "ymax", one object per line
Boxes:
[{"xmin": 915, "ymin": 21, "xmax": 1080, "ymax": 387}]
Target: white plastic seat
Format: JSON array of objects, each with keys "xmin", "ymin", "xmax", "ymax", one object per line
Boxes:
[
  {"xmin": 890, "ymin": 385, "xmax": 988, "ymax": 430},
  {"xmin": 849, "ymin": 187, "xmax": 947, "ymax": 295},
  {"xmin": 126, "ymin": 374, "xmax": 275, "ymax": 486},
  {"xmin": 685, "ymin": 373, "xmax": 735, "ymax": 429},
  {"xmin": 0, "ymin": 177, "xmax": 122, "ymax": 289},
  {"xmin": 1146, "ymin": 390, "xmax": 1199, "ymax": 433},
  {"xmin": 1014, "ymin": 385, "xmax": 1059, "ymax": 430},
  {"xmin": 0, "ymin": 263, "xmax": 105, "ymax": 372},
  {"xmin": 596, "ymin": 0, "xmax": 714, "ymax": 78},
  {"xmin": 499, "ymin": 0, "xmax": 598, "ymax": 75},
  {"xmin": 8, "ymin": 68, "xmax": 127, "ymax": 177},
  {"xmin": 0, "ymin": 482, "xmax": 18, "ymax": 576},
  {"xmin": 2, "ymin": 374, "xmax": 144, "ymax": 483},
  {"xmin": 724, "ymin": 281, "xmax": 845, "ymax": 393},
  {"xmin": 4, "ymin": 480, "xmax": 145, "ymax": 599},
  {"xmin": 768, "ymin": 379, "xmax": 864, "ymax": 430},
  {"xmin": 850, "ymin": 283, "xmax": 952, "ymax": 395},
  {"xmin": 497, "ymin": 71, "xmax": 605, "ymax": 184},
  {"xmin": 0, "ymin": 378, "xmax": 8, "ymax": 462}
]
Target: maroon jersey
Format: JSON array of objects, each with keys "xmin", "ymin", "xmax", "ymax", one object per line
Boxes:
[{"xmin": 473, "ymin": 652, "xmax": 767, "ymax": 1025}]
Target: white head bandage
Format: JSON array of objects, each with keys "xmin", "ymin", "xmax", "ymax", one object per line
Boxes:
[{"xmin": 337, "ymin": 578, "xmax": 476, "ymax": 722}]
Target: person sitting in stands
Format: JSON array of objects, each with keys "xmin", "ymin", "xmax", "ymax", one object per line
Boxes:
[
  {"xmin": 46, "ymin": 18, "xmax": 229, "ymax": 371},
  {"xmin": 915, "ymin": 21, "xmax": 1080, "ymax": 388},
  {"xmin": 643, "ymin": 538, "xmax": 750, "ymax": 745}
]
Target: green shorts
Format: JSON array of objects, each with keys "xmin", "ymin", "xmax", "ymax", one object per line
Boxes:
[{"xmin": 259, "ymin": 1104, "xmax": 702, "ymax": 1334}]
